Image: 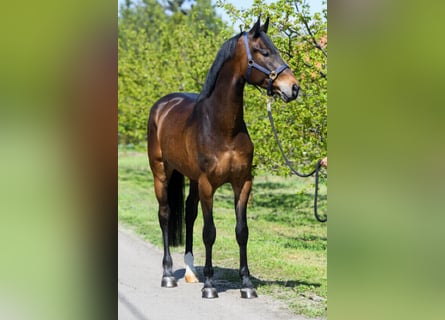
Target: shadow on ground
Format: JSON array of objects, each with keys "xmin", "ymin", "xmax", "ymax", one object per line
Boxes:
[{"xmin": 173, "ymin": 266, "xmax": 320, "ymax": 294}]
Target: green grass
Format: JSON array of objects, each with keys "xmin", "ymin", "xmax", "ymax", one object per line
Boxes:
[{"xmin": 118, "ymin": 152, "xmax": 327, "ymax": 318}]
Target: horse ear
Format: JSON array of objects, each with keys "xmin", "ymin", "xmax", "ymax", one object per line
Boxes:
[
  {"xmin": 249, "ymin": 16, "xmax": 261, "ymax": 37},
  {"xmin": 261, "ymin": 17, "xmax": 270, "ymax": 34}
]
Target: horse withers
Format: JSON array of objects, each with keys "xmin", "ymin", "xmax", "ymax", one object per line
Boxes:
[{"xmin": 147, "ymin": 17, "xmax": 299, "ymax": 299}]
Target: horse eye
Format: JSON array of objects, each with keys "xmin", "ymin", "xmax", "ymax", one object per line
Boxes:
[{"xmin": 253, "ymin": 45, "xmax": 269, "ymax": 57}]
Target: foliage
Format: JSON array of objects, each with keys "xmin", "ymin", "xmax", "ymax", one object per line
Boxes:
[
  {"xmin": 118, "ymin": 0, "xmax": 230, "ymax": 147},
  {"xmin": 118, "ymin": 0, "xmax": 327, "ymax": 175}
]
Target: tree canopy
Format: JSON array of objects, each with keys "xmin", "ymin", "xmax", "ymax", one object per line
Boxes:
[{"xmin": 118, "ymin": 0, "xmax": 327, "ymax": 175}]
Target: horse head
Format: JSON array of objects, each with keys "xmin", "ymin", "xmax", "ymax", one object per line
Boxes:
[{"xmin": 240, "ymin": 17, "xmax": 300, "ymax": 102}]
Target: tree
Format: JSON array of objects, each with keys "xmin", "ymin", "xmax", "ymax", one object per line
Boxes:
[{"xmin": 118, "ymin": 0, "xmax": 229, "ymax": 148}]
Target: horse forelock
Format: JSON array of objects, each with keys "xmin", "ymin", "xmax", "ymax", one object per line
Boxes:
[{"xmin": 197, "ymin": 33, "xmax": 242, "ymax": 103}]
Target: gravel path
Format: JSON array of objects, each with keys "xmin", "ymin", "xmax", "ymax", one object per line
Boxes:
[{"xmin": 118, "ymin": 225, "xmax": 309, "ymax": 320}]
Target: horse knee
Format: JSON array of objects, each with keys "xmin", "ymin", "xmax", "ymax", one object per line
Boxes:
[
  {"xmin": 203, "ymin": 223, "xmax": 216, "ymax": 245},
  {"xmin": 235, "ymin": 223, "xmax": 249, "ymax": 246}
]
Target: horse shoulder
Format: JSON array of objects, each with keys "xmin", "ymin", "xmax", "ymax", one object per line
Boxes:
[{"xmin": 233, "ymin": 131, "xmax": 254, "ymax": 157}]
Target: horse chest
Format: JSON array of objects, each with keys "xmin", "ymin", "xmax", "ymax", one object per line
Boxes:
[
  {"xmin": 198, "ymin": 145, "xmax": 252, "ymax": 182},
  {"xmin": 220, "ymin": 150, "xmax": 246, "ymax": 172}
]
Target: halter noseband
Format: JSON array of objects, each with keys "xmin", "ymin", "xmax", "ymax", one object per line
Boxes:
[{"xmin": 243, "ymin": 32, "xmax": 289, "ymax": 96}]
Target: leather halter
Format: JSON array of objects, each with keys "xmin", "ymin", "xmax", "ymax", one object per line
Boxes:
[{"xmin": 243, "ymin": 32, "xmax": 289, "ymax": 96}]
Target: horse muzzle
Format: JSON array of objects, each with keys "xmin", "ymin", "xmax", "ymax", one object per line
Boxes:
[{"xmin": 277, "ymin": 83, "xmax": 300, "ymax": 102}]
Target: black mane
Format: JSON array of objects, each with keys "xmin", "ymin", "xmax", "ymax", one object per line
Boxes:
[{"xmin": 197, "ymin": 33, "xmax": 242, "ymax": 103}]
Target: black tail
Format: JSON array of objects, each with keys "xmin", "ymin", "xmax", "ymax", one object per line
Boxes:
[{"xmin": 167, "ymin": 170, "xmax": 184, "ymax": 246}]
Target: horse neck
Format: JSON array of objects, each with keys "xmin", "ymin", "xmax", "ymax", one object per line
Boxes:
[{"xmin": 203, "ymin": 60, "xmax": 246, "ymax": 135}]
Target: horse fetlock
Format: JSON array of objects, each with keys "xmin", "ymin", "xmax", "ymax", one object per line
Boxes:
[
  {"xmin": 239, "ymin": 266, "xmax": 251, "ymax": 278},
  {"xmin": 203, "ymin": 266, "xmax": 214, "ymax": 278}
]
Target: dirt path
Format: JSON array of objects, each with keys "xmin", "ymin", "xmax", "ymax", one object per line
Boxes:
[{"xmin": 118, "ymin": 225, "xmax": 311, "ymax": 320}]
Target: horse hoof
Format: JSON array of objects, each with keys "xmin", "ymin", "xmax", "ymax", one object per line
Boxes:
[
  {"xmin": 240, "ymin": 288, "xmax": 258, "ymax": 299},
  {"xmin": 161, "ymin": 276, "xmax": 177, "ymax": 288},
  {"xmin": 185, "ymin": 272, "xmax": 199, "ymax": 283},
  {"xmin": 202, "ymin": 287, "xmax": 218, "ymax": 299}
]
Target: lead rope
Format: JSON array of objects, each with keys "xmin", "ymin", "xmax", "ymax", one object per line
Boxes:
[{"xmin": 267, "ymin": 98, "xmax": 327, "ymax": 222}]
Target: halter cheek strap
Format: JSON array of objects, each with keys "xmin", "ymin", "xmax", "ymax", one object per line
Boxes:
[{"xmin": 243, "ymin": 33, "xmax": 289, "ymax": 96}]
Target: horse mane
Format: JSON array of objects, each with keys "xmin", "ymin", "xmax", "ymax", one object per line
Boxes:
[{"xmin": 196, "ymin": 33, "xmax": 242, "ymax": 103}]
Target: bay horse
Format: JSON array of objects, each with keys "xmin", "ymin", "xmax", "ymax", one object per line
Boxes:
[{"xmin": 147, "ymin": 17, "xmax": 299, "ymax": 299}]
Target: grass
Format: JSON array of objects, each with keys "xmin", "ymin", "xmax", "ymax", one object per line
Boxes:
[{"xmin": 118, "ymin": 152, "xmax": 327, "ymax": 319}]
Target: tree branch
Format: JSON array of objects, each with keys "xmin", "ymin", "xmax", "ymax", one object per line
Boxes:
[
  {"xmin": 302, "ymin": 61, "xmax": 327, "ymax": 79},
  {"xmin": 294, "ymin": 0, "xmax": 327, "ymax": 58}
]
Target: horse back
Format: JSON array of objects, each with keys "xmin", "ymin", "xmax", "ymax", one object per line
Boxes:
[{"xmin": 149, "ymin": 92, "xmax": 197, "ymax": 121}]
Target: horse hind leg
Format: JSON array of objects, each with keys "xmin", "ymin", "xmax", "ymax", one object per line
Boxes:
[
  {"xmin": 154, "ymin": 177, "xmax": 177, "ymax": 287},
  {"xmin": 184, "ymin": 180, "xmax": 199, "ymax": 283},
  {"xmin": 148, "ymin": 109, "xmax": 183, "ymax": 287},
  {"xmin": 152, "ymin": 169, "xmax": 185, "ymax": 288}
]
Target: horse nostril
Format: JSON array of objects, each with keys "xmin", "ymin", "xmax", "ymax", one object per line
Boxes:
[{"xmin": 292, "ymin": 84, "xmax": 300, "ymax": 98}]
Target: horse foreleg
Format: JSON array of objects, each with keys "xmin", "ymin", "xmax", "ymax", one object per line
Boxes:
[
  {"xmin": 199, "ymin": 177, "xmax": 218, "ymax": 298},
  {"xmin": 154, "ymin": 176, "xmax": 177, "ymax": 288},
  {"xmin": 233, "ymin": 179, "xmax": 257, "ymax": 298},
  {"xmin": 184, "ymin": 180, "xmax": 199, "ymax": 283}
]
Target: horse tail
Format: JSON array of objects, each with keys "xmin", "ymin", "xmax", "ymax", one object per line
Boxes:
[{"xmin": 167, "ymin": 170, "xmax": 185, "ymax": 246}]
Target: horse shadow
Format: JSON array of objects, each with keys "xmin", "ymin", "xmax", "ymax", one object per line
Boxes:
[{"xmin": 173, "ymin": 266, "xmax": 320, "ymax": 293}]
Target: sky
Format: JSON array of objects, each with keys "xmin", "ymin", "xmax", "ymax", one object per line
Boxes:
[
  {"xmin": 216, "ymin": 0, "xmax": 325, "ymax": 15},
  {"xmin": 215, "ymin": 0, "xmax": 325, "ymax": 23},
  {"xmin": 117, "ymin": 0, "xmax": 326, "ymax": 22}
]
